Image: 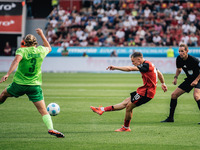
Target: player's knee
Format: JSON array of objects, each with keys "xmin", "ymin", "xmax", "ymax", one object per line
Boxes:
[
  {"xmin": 193, "ymin": 94, "xmax": 200, "ymax": 101},
  {"xmin": 126, "ymin": 103, "xmax": 133, "ymax": 112},
  {"xmin": 0, "ymin": 91, "xmax": 8, "ymax": 104},
  {"xmin": 171, "ymin": 92, "xmax": 178, "ymax": 99}
]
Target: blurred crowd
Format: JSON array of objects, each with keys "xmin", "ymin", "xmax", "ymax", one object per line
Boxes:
[{"xmin": 45, "ymin": 0, "xmax": 200, "ymax": 47}]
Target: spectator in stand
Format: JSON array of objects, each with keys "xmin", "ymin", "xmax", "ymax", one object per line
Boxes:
[
  {"xmin": 144, "ymin": 6, "xmax": 151, "ymax": 18},
  {"xmin": 85, "ymin": 21, "xmax": 94, "ymax": 33},
  {"xmin": 187, "ymin": 39, "xmax": 195, "ymax": 47},
  {"xmin": 46, "ymin": 27, "xmax": 57, "ymax": 44},
  {"xmin": 188, "ymin": 11, "xmax": 196, "ymax": 23},
  {"xmin": 61, "ymin": 39, "xmax": 69, "ymax": 48},
  {"xmin": 182, "ymin": 22, "xmax": 190, "ymax": 34},
  {"xmin": 51, "ymin": 0, "xmax": 58, "ymax": 9},
  {"xmin": 45, "ymin": 1, "xmax": 200, "ymax": 47},
  {"xmin": 123, "ymin": 18, "xmax": 131, "ymax": 30},
  {"xmin": 4, "ymin": 42, "xmax": 12, "ymax": 56},
  {"xmin": 78, "ymin": 32, "xmax": 87, "ymax": 42},
  {"xmin": 130, "ymin": 17, "xmax": 138, "ymax": 27},
  {"xmin": 175, "ymin": 12, "xmax": 183, "ymax": 25},
  {"xmin": 76, "ymin": 28, "xmax": 84, "ymax": 38},
  {"xmin": 50, "ymin": 17, "xmax": 58, "ymax": 28},
  {"xmin": 153, "ymin": 33, "xmax": 162, "ymax": 46},
  {"xmin": 80, "ymin": 39, "xmax": 88, "ymax": 47},
  {"xmin": 61, "ymin": 17, "xmax": 72, "ymax": 28},
  {"xmin": 128, "ymin": 40, "xmax": 136, "ymax": 46},
  {"xmin": 163, "ymin": 5, "xmax": 171, "ymax": 17},
  {"xmin": 180, "ymin": 33, "xmax": 189, "ymax": 45},
  {"xmin": 93, "ymin": 0, "xmax": 101, "ymax": 10},
  {"xmin": 97, "ymin": 6, "xmax": 105, "ymax": 18},
  {"xmin": 115, "ymin": 28, "xmax": 125, "ymax": 39},
  {"xmin": 189, "ymin": 23, "xmax": 197, "ymax": 34},
  {"xmin": 167, "ymin": 46, "xmax": 174, "ymax": 58},
  {"xmin": 189, "ymin": 33, "xmax": 198, "ymax": 47},
  {"xmin": 106, "ymin": 34, "xmax": 114, "ymax": 46},
  {"xmin": 136, "ymin": 27, "xmax": 146, "ymax": 41},
  {"xmin": 154, "ymin": 23, "xmax": 162, "ymax": 34},
  {"xmin": 109, "ymin": 6, "xmax": 118, "ymax": 17}
]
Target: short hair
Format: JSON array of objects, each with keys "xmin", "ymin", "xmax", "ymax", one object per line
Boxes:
[
  {"xmin": 25, "ymin": 34, "xmax": 37, "ymax": 47},
  {"xmin": 179, "ymin": 43, "xmax": 188, "ymax": 51},
  {"xmin": 131, "ymin": 52, "xmax": 143, "ymax": 58}
]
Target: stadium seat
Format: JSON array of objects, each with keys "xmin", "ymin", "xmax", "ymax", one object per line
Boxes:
[
  {"xmin": 128, "ymin": 3, "xmax": 134, "ymax": 9},
  {"xmin": 196, "ymin": 3, "xmax": 200, "ymax": 8}
]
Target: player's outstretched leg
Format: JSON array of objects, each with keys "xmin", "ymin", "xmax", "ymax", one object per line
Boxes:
[
  {"xmin": 90, "ymin": 106, "xmax": 104, "ymax": 115},
  {"xmin": 48, "ymin": 129, "xmax": 65, "ymax": 138},
  {"xmin": 90, "ymin": 97, "xmax": 130, "ymax": 115}
]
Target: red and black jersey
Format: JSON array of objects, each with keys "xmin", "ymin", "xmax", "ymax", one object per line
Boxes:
[{"xmin": 136, "ymin": 60, "xmax": 157, "ymax": 98}]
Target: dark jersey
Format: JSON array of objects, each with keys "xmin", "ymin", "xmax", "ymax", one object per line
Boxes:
[
  {"xmin": 136, "ymin": 60, "xmax": 157, "ymax": 98},
  {"xmin": 176, "ymin": 55, "xmax": 200, "ymax": 81}
]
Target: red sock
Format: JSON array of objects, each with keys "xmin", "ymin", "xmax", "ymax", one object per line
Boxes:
[
  {"xmin": 124, "ymin": 119, "xmax": 131, "ymax": 128},
  {"xmin": 104, "ymin": 106, "xmax": 114, "ymax": 112}
]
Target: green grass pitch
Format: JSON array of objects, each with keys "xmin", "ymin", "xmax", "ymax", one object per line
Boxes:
[{"xmin": 0, "ymin": 72, "xmax": 199, "ymax": 150}]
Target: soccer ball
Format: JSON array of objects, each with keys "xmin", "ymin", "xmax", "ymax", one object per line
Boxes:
[{"xmin": 47, "ymin": 103, "xmax": 60, "ymax": 116}]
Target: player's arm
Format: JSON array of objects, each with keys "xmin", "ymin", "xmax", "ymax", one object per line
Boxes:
[
  {"xmin": 0, "ymin": 55, "xmax": 22, "ymax": 83},
  {"xmin": 157, "ymin": 69, "xmax": 167, "ymax": 92},
  {"xmin": 173, "ymin": 68, "xmax": 182, "ymax": 85},
  {"xmin": 36, "ymin": 28, "xmax": 52, "ymax": 53},
  {"xmin": 106, "ymin": 65, "xmax": 139, "ymax": 72}
]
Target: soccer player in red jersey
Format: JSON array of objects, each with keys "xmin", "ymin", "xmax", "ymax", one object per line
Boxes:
[{"xmin": 90, "ymin": 52, "xmax": 167, "ymax": 132}]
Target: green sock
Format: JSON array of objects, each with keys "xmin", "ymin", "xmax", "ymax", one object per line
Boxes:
[{"xmin": 42, "ymin": 114, "xmax": 54, "ymax": 130}]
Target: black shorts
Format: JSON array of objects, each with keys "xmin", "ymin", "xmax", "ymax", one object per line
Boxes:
[
  {"xmin": 178, "ymin": 79, "xmax": 200, "ymax": 93},
  {"xmin": 130, "ymin": 91, "xmax": 152, "ymax": 106}
]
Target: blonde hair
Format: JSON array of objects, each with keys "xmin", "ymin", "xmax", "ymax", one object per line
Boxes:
[
  {"xmin": 179, "ymin": 43, "xmax": 188, "ymax": 51},
  {"xmin": 25, "ymin": 34, "xmax": 37, "ymax": 46}
]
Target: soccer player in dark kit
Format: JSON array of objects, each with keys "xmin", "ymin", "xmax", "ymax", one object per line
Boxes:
[
  {"xmin": 91, "ymin": 52, "xmax": 168, "ymax": 132},
  {"xmin": 161, "ymin": 44, "xmax": 200, "ymax": 124}
]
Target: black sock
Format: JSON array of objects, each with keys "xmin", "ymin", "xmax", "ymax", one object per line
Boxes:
[
  {"xmin": 169, "ymin": 99, "xmax": 177, "ymax": 119},
  {"xmin": 196, "ymin": 100, "xmax": 200, "ymax": 110}
]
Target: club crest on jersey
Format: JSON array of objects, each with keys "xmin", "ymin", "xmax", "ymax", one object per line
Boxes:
[
  {"xmin": 183, "ymin": 65, "xmax": 187, "ymax": 68},
  {"xmin": 188, "ymin": 70, "xmax": 193, "ymax": 75}
]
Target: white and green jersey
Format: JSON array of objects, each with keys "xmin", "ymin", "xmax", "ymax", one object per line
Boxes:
[{"xmin": 13, "ymin": 46, "xmax": 49, "ymax": 85}]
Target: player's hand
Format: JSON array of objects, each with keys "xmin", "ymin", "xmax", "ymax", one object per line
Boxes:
[
  {"xmin": 0, "ymin": 75, "xmax": 9, "ymax": 83},
  {"xmin": 162, "ymin": 83, "xmax": 167, "ymax": 92},
  {"xmin": 172, "ymin": 78, "xmax": 177, "ymax": 85},
  {"xmin": 36, "ymin": 28, "xmax": 43, "ymax": 36},
  {"xmin": 106, "ymin": 65, "xmax": 115, "ymax": 70},
  {"xmin": 191, "ymin": 80, "xmax": 198, "ymax": 87}
]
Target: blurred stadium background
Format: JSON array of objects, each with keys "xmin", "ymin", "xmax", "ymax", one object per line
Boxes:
[{"xmin": 0, "ymin": 0, "xmax": 200, "ymax": 73}]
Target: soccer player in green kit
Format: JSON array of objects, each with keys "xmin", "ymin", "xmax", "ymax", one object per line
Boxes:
[{"xmin": 0, "ymin": 28, "xmax": 64, "ymax": 138}]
